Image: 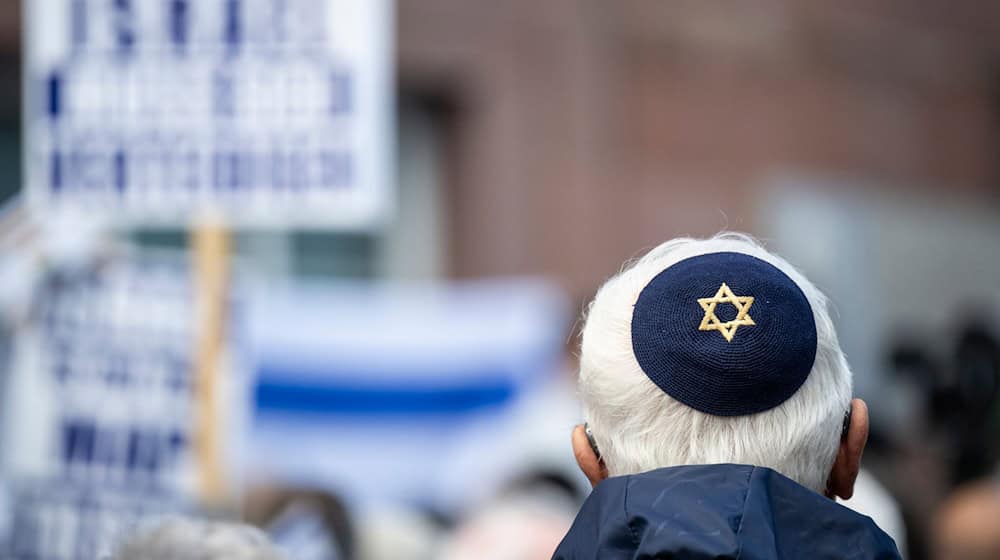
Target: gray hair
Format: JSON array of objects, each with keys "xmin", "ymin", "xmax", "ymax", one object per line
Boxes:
[
  {"xmin": 114, "ymin": 517, "xmax": 286, "ymax": 560},
  {"xmin": 579, "ymin": 233, "xmax": 853, "ymax": 493}
]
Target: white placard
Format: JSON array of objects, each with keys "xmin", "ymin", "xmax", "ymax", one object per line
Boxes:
[
  {"xmin": 0, "ymin": 254, "xmax": 212, "ymax": 558},
  {"xmin": 25, "ymin": 0, "xmax": 393, "ymax": 229}
]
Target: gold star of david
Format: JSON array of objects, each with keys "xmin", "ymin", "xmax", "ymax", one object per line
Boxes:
[{"xmin": 698, "ymin": 283, "xmax": 755, "ymax": 342}]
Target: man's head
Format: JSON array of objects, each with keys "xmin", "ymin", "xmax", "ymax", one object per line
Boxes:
[
  {"xmin": 934, "ymin": 480, "xmax": 1000, "ymax": 560},
  {"xmin": 571, "ymin": 233, "xmax": 868, "ymax": 498}
]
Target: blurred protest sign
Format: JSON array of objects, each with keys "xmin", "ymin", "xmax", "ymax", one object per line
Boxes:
[
  {"xmin": 242, "ymin": 279, "xmax": 570, "ymax": 513},
  {"xmin": 21, "ymin": 0, "xmax": 396, "ymax": 540},
  {"xmin": 0, "ymin": 252, "xmax": 243, "ymax": 558},
  {"xmin": 24, "ymin": 0, "xmax": 393, "ymax": 229}
]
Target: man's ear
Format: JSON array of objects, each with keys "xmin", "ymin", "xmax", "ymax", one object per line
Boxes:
[
  {"xmin": 572, "ymin": 424, "xmax": 608, "ymax": 487},
  {"xmin": 827, "ymin": 398, "xmax": 869, "ymax": 500}
]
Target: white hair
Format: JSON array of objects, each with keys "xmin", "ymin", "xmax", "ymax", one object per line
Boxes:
[
  {"xmin": 579, "ymin": 232, "xmax": 852, "ymax": 493},
  {"xmin": 114, "ymin": 517, "xmax": 286, "ymax": 560}
]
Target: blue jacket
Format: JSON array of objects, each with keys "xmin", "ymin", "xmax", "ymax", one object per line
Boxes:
[{"xmin": 553, "ymin": 464, "xmax": 900, "ymax": 559}]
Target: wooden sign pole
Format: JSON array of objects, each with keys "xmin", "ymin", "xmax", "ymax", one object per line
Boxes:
[{"xmin": 191, "ymin": 224, "xmax": 230, "ymax": 505}]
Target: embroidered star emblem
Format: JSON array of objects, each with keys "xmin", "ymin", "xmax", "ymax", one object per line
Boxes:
[{"xmin": 698, "ymin": 283, "xmax": 755, "ymax": 342}]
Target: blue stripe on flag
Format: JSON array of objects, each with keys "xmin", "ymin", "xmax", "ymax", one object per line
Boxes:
[{"xmin": 254, "ymin": 372, "xmax": 517, "ymax": 416}]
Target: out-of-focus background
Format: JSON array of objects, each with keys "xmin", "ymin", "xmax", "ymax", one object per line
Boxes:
[{"xmin": 0, "ymin": 1, "xmax": 999, "ymax": 559}]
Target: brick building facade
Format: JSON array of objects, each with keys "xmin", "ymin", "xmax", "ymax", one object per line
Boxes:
[{"xmin": 398, "ymin": 0, "xmax": 1000, "ymax": 299}]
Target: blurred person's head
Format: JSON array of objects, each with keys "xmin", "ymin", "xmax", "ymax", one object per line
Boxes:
[
  {"xmin": 439, "ymin": 473, "xmax": 578, "ymax": 560},
  {"xmin": 572, "ymin": 232, "xmax": 867, "ymax": 498},
  {"xmin": 354, "ymin": 505, "xmax": 441, "ymax": 560},
  {"xmin": 933, "ymin": 480, "xmax": 1000, "ymax": 560},
  {"xmin": 245, "ymin": 486, "xmax": 354, "ymax": 560},
  {"xmin": 114, "ymin": 517, "xmax": 286, "ymax": 560}
]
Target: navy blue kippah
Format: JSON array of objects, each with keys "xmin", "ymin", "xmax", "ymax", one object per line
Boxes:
[{"xmin": 630, "ymin": 252, "xmax": 817, "ymax": 416}]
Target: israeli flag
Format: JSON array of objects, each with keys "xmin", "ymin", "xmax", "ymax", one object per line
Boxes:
[{"xmin": 241, "ymin": 279, "xmax": 569, "ymax": 512}]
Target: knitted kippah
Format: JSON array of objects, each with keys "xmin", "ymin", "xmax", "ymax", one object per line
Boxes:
[{"xmin": 630, "ymin": 251, "xmax": 817, "ymax": 416}]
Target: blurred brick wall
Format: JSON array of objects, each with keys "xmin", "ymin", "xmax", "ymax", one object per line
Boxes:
[
  {"xmin": 0, "ymin": 1, "xmax": 19, "ymax": 117},
  {"xmin": 1, "ymin": 1, "xmax": 997, "ymax": 299},
  {"xmin": 398, "ymin": 0, "xmax": 1000, "ymax": 300}
]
